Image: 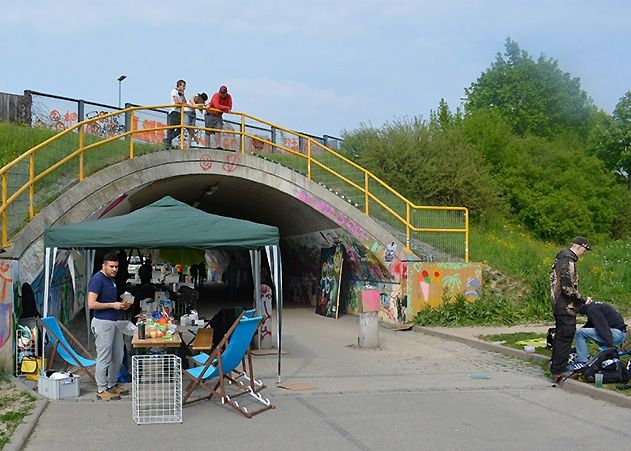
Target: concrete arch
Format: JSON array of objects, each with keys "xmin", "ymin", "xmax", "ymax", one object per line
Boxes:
[{"xmin": 12, "ymin": 149, "xmax": 408, "ymax": 282}]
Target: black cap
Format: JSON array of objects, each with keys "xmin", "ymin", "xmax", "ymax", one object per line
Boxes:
[
  {"xmin": 198, "ymin": 92, "xmax": 208, "ymax": 102},
  {"xmin": 571, "ymin": 236, "xmax": 591, "ymax": 251}
]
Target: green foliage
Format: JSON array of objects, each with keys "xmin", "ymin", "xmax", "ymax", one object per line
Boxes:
[
  {"xmin": 341, "ymin": 117, "xmax": 507, "ymax": 220},
  {"xmin": 589, "ymin": 90, "xmax": 631, "ymax": 189},
  {"xmin": 413, "ymin": 291, "xmax": 545, "ymax": 327},
  {"xmin": 0, "ymin": 122, "xmax": 59, "ymax": 166},
  {"xmin": 465, "ymin": 37, "xmax": 596, "ymax": 139},
  {"xmin": 462, "ymin": 109, "xmax": 631, "ymax": 242}
]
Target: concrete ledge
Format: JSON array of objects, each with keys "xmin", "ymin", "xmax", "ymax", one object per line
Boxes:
[
  {"xmin": 414, "ymin": 325, "xmax": 631, "ymax": 409},
  {"xmin": 5, "ymin": 376, "xmax": 48, "ymax": 451}
]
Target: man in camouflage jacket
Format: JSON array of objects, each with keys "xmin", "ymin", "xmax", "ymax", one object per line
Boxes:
[{"xmin": 549, "ymin": 236, "xmax": 592, "ymax": 381}]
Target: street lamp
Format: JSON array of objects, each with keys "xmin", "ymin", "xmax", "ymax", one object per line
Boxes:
[{"xmin": 117, "ymin": 75, "xmax": 127, "ymax": 108}]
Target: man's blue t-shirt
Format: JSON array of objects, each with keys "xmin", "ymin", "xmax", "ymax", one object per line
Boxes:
[{"xmin": 88, "ymin": 271, "xmax": 118, "ymax": 321}]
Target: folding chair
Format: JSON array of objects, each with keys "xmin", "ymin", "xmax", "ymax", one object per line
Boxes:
[
  {"xmin": 191, "ymin": 308, "xmax": 264, "ymax": 391},
  {"xmin": 39, "ymin": 317, "xmax": 96, "ymax": 384},
  {"xmin": 182, "ymin": 316, "xmax": 274, "ymax": 418}
]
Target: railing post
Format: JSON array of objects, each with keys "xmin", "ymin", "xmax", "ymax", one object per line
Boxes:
[
  {"xmin": 240, "ymin": 114, "xmax": 245, "ymax": 154},
  {"xmin": 270, "ymin": 126, "xmax": 277, "ymax": 154},
  {"xmin": 1, "ymin": 175, "xmax": 7, "ymax": 247},
  {"xmin": 129, "ymin": 110, "xmax": 135, "ymax": 159},
  {"xmin": 406, "ymin": 204, "xmax": 411, "ymax": 251},
  {"xmin": 179, "ymin": 105, "xmax": 185, "ymax": 150},
  {"xmin": 364, "ymin": 172, "xmax": 369, "ymax": 215},
  {"xmin": 124, "ymin": 103, "xmax": 131, "ymax": 142},
  {"xmin": 307, "ymin": 141, "xmax": 312, "ymax": 180},
  {"xmin": 29, "ymin": 154, "xmax": 35, "ymax": 218},
  {"xmin": 79, "ymin": 125, "xmax": 85, "ymax": 181},
  {"xmin": 78, "ymin": 100, "xmax": 85, "ymax": 123},
  {"xmin": 465, "ymin": 208, "xmax": 469, "ymax": 262}
]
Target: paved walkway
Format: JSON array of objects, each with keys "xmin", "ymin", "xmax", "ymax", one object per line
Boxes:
[{"xmin": 18, "ymin": 308, "xmax": 631, "ymax": 451}]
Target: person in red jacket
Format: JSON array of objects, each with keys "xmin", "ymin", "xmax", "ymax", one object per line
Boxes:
[{"xmin": 204, "ymin": 85, "xmax": 232, "ymax": 148}]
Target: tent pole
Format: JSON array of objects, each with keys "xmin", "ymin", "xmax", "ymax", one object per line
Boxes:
[{"xmin": 42, "ymin": 247, "xmax": 51, "ymax": 375}]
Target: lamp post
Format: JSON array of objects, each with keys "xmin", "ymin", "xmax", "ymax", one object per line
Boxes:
[{"xmin": 117, "ymin": 75, "xmax": 127, "ymax": 108}]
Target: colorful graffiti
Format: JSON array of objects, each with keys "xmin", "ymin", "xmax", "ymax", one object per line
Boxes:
[
  {"xmin": 296, "ymin": 191, "xmax": 370, "ymax": 242},
  {"xmin": 0, "ymin": 260, "xmax": 17, "ymax": 372},
  {"xmin": 407, "ymin": 262, "xmax": 482, "ymax": 313},
  {"xmin": 315, "ymin": 245, "xmax": 344, "ymax": 318}
]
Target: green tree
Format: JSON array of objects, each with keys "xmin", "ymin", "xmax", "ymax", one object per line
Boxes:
[
  {"xmin": 342, "ymin": 117, "xmax": 507, "ymax": 220},
  {"xmin": 589, "ymin": 90, "xmax": 631, "ymax": 189},
  {"xmin": 465, "ymin": 38, "xmax": 595, "ymax": 138}
]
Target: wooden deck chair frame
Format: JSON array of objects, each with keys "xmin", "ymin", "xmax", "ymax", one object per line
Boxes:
[
  {"xmin": 38, "ymin": 317, "xmax": 97, "ymax": 384},
  {"xmin": 190, "ymin": 308, "xmax": 265, "ymax": 392},
  {"xmin": 182, "ymin": 315, "xmax": 274, "ymax": 418}
]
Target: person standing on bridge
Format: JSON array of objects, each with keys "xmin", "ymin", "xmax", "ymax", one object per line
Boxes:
[
  {"xmin": 549, "ymin": 236, "xmax": 592, "ymax": 383},
  {"xmin": 204, "ymin": 85, "xmax": 232, "ymax": 148},
  {"xmin": 185, "ymin": 92, "xmax": 208, "ymax": 147},
  {"xmin": 164, "ymin": 79, "xmax": 187, "ymax": 149}
]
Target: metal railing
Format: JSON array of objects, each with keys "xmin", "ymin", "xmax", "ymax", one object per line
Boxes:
[{"xmin": 0, "ymin": 105, "xmax": 468, "ymax": 261}]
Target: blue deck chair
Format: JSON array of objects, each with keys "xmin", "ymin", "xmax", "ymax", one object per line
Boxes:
[
  {"xmin": 182, "ymin": 315, "xmax": 274, "ymax": 418},
  {"xmin": 39, "ymin": 317, "xmax": 96, "ymax": 384},
  {"xmin": 191, "ymin": 308, "xmax": 264, "ymax": 390}
]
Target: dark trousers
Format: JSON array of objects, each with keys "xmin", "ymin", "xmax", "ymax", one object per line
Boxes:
[
  {"xmin": 550, "ymin": 312, "xmax": 576, "ymax": 374},
  {"xmin": 165, "ymin": 111, "xmax": 181, "ymax": 146}
]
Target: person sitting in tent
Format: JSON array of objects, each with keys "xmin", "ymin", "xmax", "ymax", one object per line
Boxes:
[{"xmin": 138, "ymin": 258, "xmax": 153, "ymax": 285}]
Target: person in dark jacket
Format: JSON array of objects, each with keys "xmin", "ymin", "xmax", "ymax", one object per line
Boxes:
[
  {"xmin": 571, "ymin": 301, "xmax": 627, "ymax": 370},
  {"xmin": 549, "ymin": 236, "xmax": 592, "ymax": 382}
]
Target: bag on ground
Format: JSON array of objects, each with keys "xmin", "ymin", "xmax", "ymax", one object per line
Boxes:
[{"xmin": 581, "ymin": 348, "xmax": 631, "ymax": 384}]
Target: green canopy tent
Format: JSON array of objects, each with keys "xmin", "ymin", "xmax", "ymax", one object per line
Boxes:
[{"xmin": 42, "ymin": 196, "xmax": 284, "ymax": 380}]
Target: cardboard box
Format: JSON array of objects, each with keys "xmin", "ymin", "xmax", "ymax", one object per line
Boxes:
[
  {"xmin": 38, "ymin": 375, "xmax": 80, "ymax": 400},
  {"xmin": 361, "ymin": 289, "xmax": 380, "ymax": 312}
]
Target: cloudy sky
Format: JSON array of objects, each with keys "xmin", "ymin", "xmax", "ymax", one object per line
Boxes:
[{"xmin": 1, "ymin": 0, "xmax": 629, "ymax": 137}]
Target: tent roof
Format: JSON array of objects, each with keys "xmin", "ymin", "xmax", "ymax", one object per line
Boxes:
[{"xmin": 44, "ymin": 196, "xmax": 279, "ymax": 249}]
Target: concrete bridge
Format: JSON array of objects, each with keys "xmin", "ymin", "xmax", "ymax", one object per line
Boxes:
[{"xmin": 0, "ymin": 108, "xmax": 478, "ymax": 371}]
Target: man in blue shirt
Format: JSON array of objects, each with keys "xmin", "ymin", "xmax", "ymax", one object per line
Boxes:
[{"xmin": 88, "ymin": 252, "xmax": 130, "ymax": 401}]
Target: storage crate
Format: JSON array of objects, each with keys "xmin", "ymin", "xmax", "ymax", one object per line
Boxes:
[
  {"xmin": 132, "ymin": 354, "xmax": 182, "ymax": 425},
  {"xmin": 38, "ymin": 375, "xmax": 81, "ymax": 400}
]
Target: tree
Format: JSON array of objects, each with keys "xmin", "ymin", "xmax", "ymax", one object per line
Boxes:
[
  {"xmin": 589, "ymin": 90, "xmax": 631, "ymax": 189},
  {"xmin": 465, "ymin": 38, "xmax": 595, "ymax": 138},
  {"xmin": 341, "ymin": 117, "xmax": 507, "ymax": 220}
]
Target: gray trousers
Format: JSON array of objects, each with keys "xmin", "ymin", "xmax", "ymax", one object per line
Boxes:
[{"xmin": 91, "ymin": 318, "xmax": 124, "ymax": 392}]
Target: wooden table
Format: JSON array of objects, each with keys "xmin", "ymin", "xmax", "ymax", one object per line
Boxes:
[
  {"xmin": 132, "ymin": 330, "xmax": 182, "ymax": 348},
  {"xmin": 190, "ymin": 327, "xmax": 214, "ymax": 352}
]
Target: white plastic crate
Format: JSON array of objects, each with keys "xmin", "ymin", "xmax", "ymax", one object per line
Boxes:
[
  {"xmin": 132, "ymin": 354, "xmax": 182, "ymax": 425},
  {"xmin": 38, "ymin": 375, "xmax": 81, "ymax": 400}
]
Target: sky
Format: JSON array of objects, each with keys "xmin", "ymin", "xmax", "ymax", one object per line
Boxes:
[{"xmin": 1, "ymin": 0, "xmax": 630, "ymax": 138}]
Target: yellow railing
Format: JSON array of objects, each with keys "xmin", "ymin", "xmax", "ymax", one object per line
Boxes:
[{"xmin": 0, "ymin": 105, "xmax": 469, "ymax": 260}]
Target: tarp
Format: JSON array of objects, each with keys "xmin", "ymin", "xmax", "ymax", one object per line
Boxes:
[{"xmin": 44, "ymin": 196, "xmax": 279, "ymax": 249}]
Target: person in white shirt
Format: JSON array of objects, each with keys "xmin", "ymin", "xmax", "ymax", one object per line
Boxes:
[{"xmin": 164, "ymin": 79, "xmax": 187, "ymax": 149}]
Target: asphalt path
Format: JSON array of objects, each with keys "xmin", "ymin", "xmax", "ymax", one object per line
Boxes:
[{"xmin": 24, "ymin": 308, "xmax": 631, "ymax": 450}]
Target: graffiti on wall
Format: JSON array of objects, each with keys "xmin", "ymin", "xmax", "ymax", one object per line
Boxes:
[
  {"xmin": 407, "ymin": 262, "xmax": 482, "ymax": 313},
  {"xmin": 0, "ymin": 260, "xmax": 17, "ymax": 372},
  {"xmin": 315, "ymin": 245, "xmax": 344, "ymax": 318}
]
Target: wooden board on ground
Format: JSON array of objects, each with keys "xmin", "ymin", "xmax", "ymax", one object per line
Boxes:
[
  {"xmin": 251, "ymin": 349, "xmax": 288, "ymax": 356},
  {"xmin": 395, "ymin": 323, "xmax": 414, "ymax": 331},
  {"xmin": 277, "ymin": 383, "xmax": 317, "ymax": 391}
]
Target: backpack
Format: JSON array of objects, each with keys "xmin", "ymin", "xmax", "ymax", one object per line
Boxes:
[{"xmin": 581, "ymin": 348, "xmax": 631, "ymax": 384}]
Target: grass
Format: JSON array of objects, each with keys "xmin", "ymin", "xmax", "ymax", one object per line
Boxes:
[{"xmin": 0, "ymin": 372, "xmax": 36, "ymax": 449}]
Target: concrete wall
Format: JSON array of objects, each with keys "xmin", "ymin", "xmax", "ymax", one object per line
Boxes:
[{"xmin": 0, "ymin": 91, "xmax": 31, "ymax": 124}]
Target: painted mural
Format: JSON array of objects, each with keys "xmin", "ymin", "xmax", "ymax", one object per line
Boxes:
[
  {"xmin": 407, "ymin": 262, "xmax": 482, "ymax": 312},
  {"xmin": 0, "ymin": 259, "xmax": 17, "ymax": 371},
  {"xmin": 315, "ymin": 245, "xmax": 344, "ymax": 318}
]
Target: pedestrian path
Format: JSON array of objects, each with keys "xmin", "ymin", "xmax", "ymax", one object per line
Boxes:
[{"xmin": 20, "ymin": 308, "xmax": 631, "ymax": 451}]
